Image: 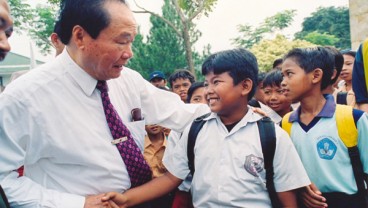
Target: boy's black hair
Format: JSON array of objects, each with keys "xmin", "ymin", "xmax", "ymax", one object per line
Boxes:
[
  {"xmin": 186, "ymin": 82, "xmax": 204, "ymax": 103},
  {"xmin": 258, "ymin": 72, "xmax": 266, "ymax": 85},
  {"xmin": 202, "ymin": 48, "xmax": 258, "ymax": 100},
  {"xmin": 324, "ymin": 46, "xmax": 344, "ymax": 84},
  {"xmin": 263, "ymin": 70, "xmax": 283, "ymax": 88},
  {"xmin": 168, "ymin": 69, "xmax": 195, "ymax": 88},
  {"xmin": 341, "ymin": 49, "xmax": 357, "ymax": 58},
  {"xmin": 283, "ymin": 47, "xmax": 334, "ymax": 90},
  {"xmin": 272, "ymin": 58, "xmax": 283, "ymax": 69}
]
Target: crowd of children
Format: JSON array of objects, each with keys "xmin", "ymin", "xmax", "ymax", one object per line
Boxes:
[{"xmin": 107, "ymin": 45, "xmax": 368, "ymax": 208}]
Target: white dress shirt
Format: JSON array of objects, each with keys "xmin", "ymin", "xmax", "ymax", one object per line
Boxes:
[
  {"xmin": 164, "ymin": 108, "xmax": 310, "ymax": 207},
  {"xmin": 0, "ymin": 49, "xmax": 209, "ymax": 208}
]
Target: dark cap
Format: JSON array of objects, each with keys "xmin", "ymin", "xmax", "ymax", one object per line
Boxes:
[{"xmin": 149, "ymin": 71, "xmax": 166, "ymax": 81}]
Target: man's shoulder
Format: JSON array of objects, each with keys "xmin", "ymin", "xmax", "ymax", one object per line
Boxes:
[{"xmin": 3, "ymin": 60, "xmax": 62, "ymax": 101}]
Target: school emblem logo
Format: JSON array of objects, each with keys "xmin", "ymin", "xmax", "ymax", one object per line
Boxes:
[
  {"xmin": 244, "ymin": 154, "xmax": 264, "ymax": 177},
  {"xmin": 317, "ymin": 137, "xmax": 337, "ymax": 160}
]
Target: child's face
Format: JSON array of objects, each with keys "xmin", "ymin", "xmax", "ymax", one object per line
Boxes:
[
  {"xmin": 263, "ymin": 85, "xmax": 292, "ymax": 115},
  {"xmin": 171, "ymin": 78, "xmax": 192, "ymax": 102},
  {"xmin": 190, "ymin": 87, "xmax": 207, "ymax": 104},
  {"xmin": 150, "ymin": 78, "xmax": 167, "ymax": 88},
  {"xmin": 281, "ymin": 58, "xmax": 311, "ymax": 103},
  {"xmin": 340, "ymin": 54, "xmax": 355, "ymax": 82},
  {"xmin": 145, "ymin": 124, "xmax": 163, "ymax": 135},
  {"xmin": 204, "ymin": 71, "xmax": 249, "ymax": 117},
  {"xmin": 254, "ymin": 81, "xmax": 267, "ymax": 104}
]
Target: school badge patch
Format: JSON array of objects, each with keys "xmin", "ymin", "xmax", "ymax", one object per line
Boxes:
[
  {"xmin": 244, "ymin": 154, "xmax": 264, "ymax": 177},
  {"xmin": 316, "ymin": 137, "xmax": 337, "ymax": 160}
]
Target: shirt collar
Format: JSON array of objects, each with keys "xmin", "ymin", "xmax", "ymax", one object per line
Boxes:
[
  {"xmin": 60, "ymin": 49, "xmax": 98, "ymax": 96},
  {"xmin": 289, "ymin": 94, "xmax": 336, "ymax": 122},
  {"xmin": 204, "ymin": 107, "xmax": 262, "ymax": 126},
  {"xmin": 144, "ymin": 133, "xmax": 167, "ymax": 149}
]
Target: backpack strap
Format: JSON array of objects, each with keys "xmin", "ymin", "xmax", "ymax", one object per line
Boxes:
[
  {"xmin": 187, "ymin": 113, "xmax": 211, "ymax": 176},
  {"xmin": 362, "ymin": 38, "xmax": 368, "ymax": 92},
  {"xmin": 335, "ymin": 105, "xmax": 366, "ymax": 203},
  {"xmin": 257, "ymin": 117, "xmax": 281, "ymax": 208},
  {"xmin": 281, "ymin": 112, "xmax": 293, "ymax": 136},
  {"xmin": 0, "ymin": 185, "xmax": 10, "ymax": 208},
  {"xmin": 335, "ymin": 105, "xmax": 358, "ymax": 147},
  {"xmin": 336, "ymin": 91, "xmax": 348, "ymax": 105}
]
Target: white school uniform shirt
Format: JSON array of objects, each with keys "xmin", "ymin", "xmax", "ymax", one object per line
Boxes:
[
  {"xmin": 164, "ymin": 108, "xmax": 310, "ymax": 208},
  {"xmin": 0, "ymin": 49, "xmax": 209, "ymax": 208},
  {"xmin": 259, "ymin": 102, "xmax": 282, "ymax": 125},
  {"xmin": 164, "ymin": 130, "xmax": 192, "ymax": 192}
]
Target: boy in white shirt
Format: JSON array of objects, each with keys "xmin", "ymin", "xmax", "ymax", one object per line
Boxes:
[{"xmin": 102, "ymin": 48, "xmax": 310, "ymax": 207}]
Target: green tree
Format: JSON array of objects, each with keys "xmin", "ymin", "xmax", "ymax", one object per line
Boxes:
[
  {"xmin": 128, "ymin": 0, "xmax": 209, "ymax": 80},
  {"xmin": 295, "ymin": 6, "xmax": 350, "ymax": 49},
  {"xmin": 29, "ymin": 5, "xmax": 58, "ymax": 55},
  {"xmin": 303, "ymin": 31, "xmax": 339, "ymax": 46},
  {"xmin": 233, "ymin": 10, "xmax": 296, "ymax": 48},
  {"xmin": 9, "ymin": 0, "xmax": 59, "ymax": 55},
  {"xmin": 250, "ymin": 35, "xmax": 315, "ymax": 72},
  {"xmin": 8, "ymin": 0, "xmax": 33, "ymax": 32},
  {"xmin": 133, "ymin": 0, "xmax": 218, "ymax": 75}
]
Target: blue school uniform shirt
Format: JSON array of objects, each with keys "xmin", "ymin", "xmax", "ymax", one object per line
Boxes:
[
  {"xmin": 287, "ymin": 94, "xmax": 368, "ymax": 194},
  {"xmin": 352, "ymin": 42, "xmax": 368, "ymax": 104}
]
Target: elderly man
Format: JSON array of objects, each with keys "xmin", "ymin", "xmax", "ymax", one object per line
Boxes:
[{"xmin": 0, "ymin": 0, "xmax": 208, "ymax": 207}]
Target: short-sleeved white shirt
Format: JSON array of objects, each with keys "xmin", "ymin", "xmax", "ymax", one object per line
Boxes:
[{"xmin": 164, "ymin": 108, "xmax": 310, "ymax": 207}]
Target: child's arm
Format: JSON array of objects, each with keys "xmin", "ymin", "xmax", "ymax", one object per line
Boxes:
[
  {"xmin": 299, "ymin": 183, "xmax": 327, "ymax": 208},
  {"xmin": 102, "ymin": 172, "xmax": 182, "ymax": 207},
  {"xmin": 277, "ymin": 189, "xmax": 298, "ymax": 208}
]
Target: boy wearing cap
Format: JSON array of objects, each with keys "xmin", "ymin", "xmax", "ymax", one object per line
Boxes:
[{"xmin": 149, "ymin": 71, "xmax": 168, "ymax": 89}]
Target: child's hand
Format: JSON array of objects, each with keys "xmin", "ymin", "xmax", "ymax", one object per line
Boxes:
[
  {"xmin": 251, "ymin": 107, "xmax": 268, "ymax": 117},
  {"xmin": 300, "ymin": 183, "xmax": 328, "ymax": 208},
  {"xmin": 101, "ymin": 192, "xmax": 128, "ymax": 208}
]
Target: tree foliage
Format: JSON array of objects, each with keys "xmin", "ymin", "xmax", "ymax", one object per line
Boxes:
[
  {"xmin": 128, "ymin": 0, "xmax": 187, "ymax": 79},
  {"xmin": 128, "ymin": 0, "xmax": 210, "ymax": 80},
  {"xmin": 29, "ymin": 5, "xmax": 58, "ymax": 54},
  {"xmin": 295, "ymin": 6, "xmax": 350, "ymax": 49},
  {"xmin": 233, "ymin": 10, "xmax": 296, "ymax": 48},
  {"xmin": 303, "ymin": 31, "xmax": 339, "ymax": 46},
  {"xmin": 9, "ymin": 0, "xmax": 59, "ymax": 55},
  {"xmin": 133, "ymin": 0, "xmax": 217, "ymax": 76},
  {"xmin": 8, "ymin": 0, "xmax": 33, "ymax": 32},
  {"xmin": 250, "ymin": 35, "xmax": 315, "ymax": 72}
]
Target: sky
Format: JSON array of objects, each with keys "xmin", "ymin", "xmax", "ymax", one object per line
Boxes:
[{"xmin": 9, "ymin": 0, "xmax": 349, "ymax": 62}]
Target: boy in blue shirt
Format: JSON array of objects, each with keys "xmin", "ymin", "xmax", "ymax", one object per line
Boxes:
[
  {"xmin": 281, "ymin": 47, "xmax": 368, "ymax": 208},
  {"xmin": 352, "ymin": 38, "xmax": 368, "ymax": 112},
  {"xmin": 102, "ymin": 48, "xmax": 310, "ymax": 207}
]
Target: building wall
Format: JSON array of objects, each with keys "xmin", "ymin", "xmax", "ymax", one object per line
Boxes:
[{"xmin": 349, "ymin": 0, "xmax": 368, "ymax": 49}]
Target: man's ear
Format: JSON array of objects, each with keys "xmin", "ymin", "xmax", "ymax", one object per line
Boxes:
[
  {"xmin": 241, "ymin": 78, "xmax": 253, "ymax": 96},
  {"xmin": 71, "ymin": 25, "xmax": 88, "ymax": 50},
  {"xmin": 311, "ymin": 68, "xmax": 323, "ymax": 84}
]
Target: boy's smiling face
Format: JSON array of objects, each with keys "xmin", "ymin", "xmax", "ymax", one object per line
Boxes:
[
  {"xmin": 204, "ymin": 71, "xmax": 251, "ymax": 118},
  {"xmin": 281, "ymin": 58, "xmax": 313, "ymax": 103},
  {"xmin": 264, "ymin": 85, "xmax": 292, "ymax": 115}
]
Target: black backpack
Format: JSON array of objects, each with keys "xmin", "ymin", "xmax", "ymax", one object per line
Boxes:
[
  {"xmin": 336, "ymin": 91, "xmax": 348, "ymax": 105},
  {"xmin": 187, "ymin": 113, "xmax": 281, "ymax": 208},
  {"xmin": 0, "ymin": 185, "xmax": 10, "ymax": 208}
]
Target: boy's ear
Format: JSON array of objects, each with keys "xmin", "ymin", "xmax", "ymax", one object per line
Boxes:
[
  {"xmin": 241, "ymin": 78, "xmax": 253, "ymax": 96},
  {"xmin": 311, "ymin": 68, "xmax": 323, "ymax": 84}
]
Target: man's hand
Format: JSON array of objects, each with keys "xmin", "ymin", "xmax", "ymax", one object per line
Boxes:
[
  {"xmin": 300, "ymin": 183, "xmax": 327, "ymax": 208},
  {"xmin": 84, "ymin": 193, "xmax": 119, "ymax": 208},
  {"xmin": 101, "ymin": 192, "xmax": 128, "ymax": 208}
]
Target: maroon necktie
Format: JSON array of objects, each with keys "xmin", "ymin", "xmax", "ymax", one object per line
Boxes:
[{"xmin": 96, "ymin": 80, "xmax": 152, "ymax": 188}]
